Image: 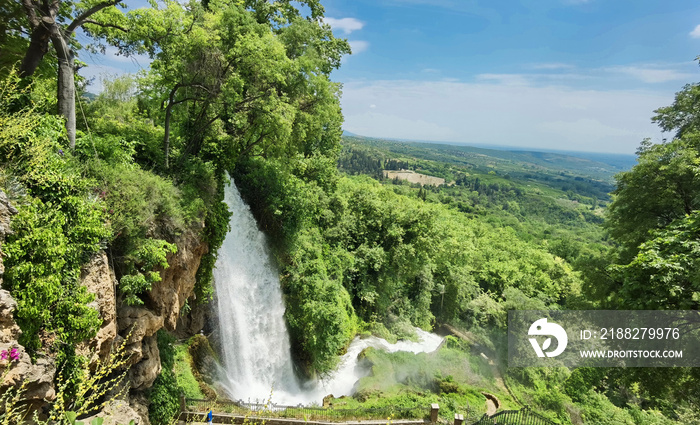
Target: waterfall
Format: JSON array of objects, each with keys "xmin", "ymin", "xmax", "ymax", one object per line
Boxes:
[
  {"xmin": 214, "ymin": 179, "xmax": 444, "ymax": 404},
  {"xmin": 214, "ymin": 179, "xmax": 302, "ymax": 402}
]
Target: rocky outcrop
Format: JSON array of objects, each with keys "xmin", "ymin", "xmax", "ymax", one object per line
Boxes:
[
  {"xmin": 1, "ymin": 354, "xmax": 56, "ymax": 401},
  {"xmin": 0, "ymin": 285, "xmax": 56, "ymax": 402},
  {"xmin": 0, "ymin": 191, "xmax": 17, "ymax": 241},
  {"xmin": 175, "ymin": 299, "xmax": 210, "ymax": 338},
  {"xmin": 0, "ymin": 290, "xmax": 20, "ymax": 343},
  {"xmin": 113, "ymin": 232, "xmax": 208, "ymax": 390},
  {"xmin": 118, "ymin": 307, "xmax": 164, "ymax": 345},
  {"xmin": 0, "ymin": 187, "xmax": 210, "ymax": 415},
  {"xmin": 128, "ymin": 334, "xmax": 161, "ymax": 390},
  {"xmin": 148, "ymin": 232, "xmax": 209, "ymax": 331},
  {"xmin": 79, "ymin": 251, "xmax": 118, "ymax": 364},
  {"xmin": 84, "ymin": 397, "xmax": 148, "ymax": 425},
  {"xmin": 117, "ymin": 306, "xmax": 163, "ymax": 381},
  {"xmin": 0, "ymin": 291, "xmax": 56, "ymax": 402}
]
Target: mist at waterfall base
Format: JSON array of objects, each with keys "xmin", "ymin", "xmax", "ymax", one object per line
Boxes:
[{"xmin": 214, "ymin": 180, "xmax": 443, "ymax": 405}]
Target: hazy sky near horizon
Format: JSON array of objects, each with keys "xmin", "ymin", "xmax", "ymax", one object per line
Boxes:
[
  {"xmin": 323, "ymin": 0, "xmax": 700, "ymax": 154},
  {"xmin": 80, "ymin": 0, "xmax": 700, "ymax": 154}
]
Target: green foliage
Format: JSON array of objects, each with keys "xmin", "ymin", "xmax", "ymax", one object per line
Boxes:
[
  {"xmin": 118, "ymin": 238, "xmax": 177, "ymax": 306},
  {"xmin": 193, "ymin": 175, "xmax": 231, "ymax": 303},
  {"xmin": 606, "ymin": 134, "xmax": 700, "ymax": 263},
  {"xmin": 0, "ymin": 75, "xmax": 109, "ymax": 353},
  {"xmin": 173, "ymin": 344, "xmax": 205, "ymax": 399},
  {"xmin": 652, "ymin": 83, "xmax": 700, "ymax": 137},
  {"xmin": 573, "ymin": 77, "xmax": 700, "ymax": 422},
  {"xmin": 609, "ymin": 211, "xmax": 700, "ymax": 309},
  {"xmin": 149, "ymin": 331, "xmax": 181, "ymax": 425}
]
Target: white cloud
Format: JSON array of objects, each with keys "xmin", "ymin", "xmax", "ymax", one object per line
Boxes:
[
  {"xmin": 322, "ymin": 17, "xmax": 364, "ymax": 35},
  {"xmin": 475, "ymin": 72, "xmax": 590, "ymax": 86},
  {"xmin": 529, "ymin": 63, "xmax": 575, "ymax": 70},
  {"xmin": 349, "ymin": 40, "xmax": 370, "ymax": 55},
  {"xmin": 79, "ymin": 64, "xmax": 127, "ymax": 93},
  {"xmin": 605, "ymin": 66, "xmax": 695, "ymax": 83},
  {"xmin": 476, "ymin": 73, "xmax": 531, "ymax": 86},
  {"xmin": 341, "ymin": 79, "xmax": 670, "ymax": 154},
  {"xmin": 690, "ymin": 24, "xmax": 700, "ymax": 38}
]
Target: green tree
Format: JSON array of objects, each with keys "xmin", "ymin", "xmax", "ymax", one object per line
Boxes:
[
  {"xmin": 652, "ymin": 83, "xmax": 700, "ymax": 137},
  {"xmin": 15, "ymin": 0, "xmax": 128, "ymax": 147},
  {"xmin": 609, "ymin": 211, "xmax": 700, "ymax": 309},
  {"xmin": 605, "ymin": 134, "xmax": 700, "ymax": 263},
  {"xmin": 114, "ymin": 0, "xmax": 348, "ymax": 172}
]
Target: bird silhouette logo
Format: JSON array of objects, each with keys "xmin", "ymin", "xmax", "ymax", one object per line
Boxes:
[{"xmin": 528, "ymin": 318, "xmax": 568, "ymax": 358}]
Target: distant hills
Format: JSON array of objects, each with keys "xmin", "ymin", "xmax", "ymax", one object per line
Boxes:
[{"xmin": 340, "ymin": 131, "xmax": 637, "ymax": 175}]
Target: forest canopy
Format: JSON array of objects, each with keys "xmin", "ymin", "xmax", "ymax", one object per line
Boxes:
[{"xmin": 1, "ymin": 0, "xmax": 700, "ymax": 423}]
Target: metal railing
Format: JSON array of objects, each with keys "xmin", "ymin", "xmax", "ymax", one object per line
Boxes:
[
  {"xmin": 469, "ymin": 407, "xmax": 556, "ymax": 425},
  {"xmin": 185, "ymin": 398, "xmax": 429, "ymax": 422}
]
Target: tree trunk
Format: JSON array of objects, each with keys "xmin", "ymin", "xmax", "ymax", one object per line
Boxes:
[
  {"xmin": 51, "ymin": 33, "xmax": 76, "ymax": 148},
  {"xmin": 163, "ymin": 86, "xmax": 179, "ymax": 169},
  {"xmin": 19, "ymin": 25, "xmax": 51, "ymax": 77}
]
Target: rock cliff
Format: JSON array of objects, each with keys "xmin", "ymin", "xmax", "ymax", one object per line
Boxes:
[{"xmin": 0, "ymin": 190, "xmax": 211, "ymax": 421}]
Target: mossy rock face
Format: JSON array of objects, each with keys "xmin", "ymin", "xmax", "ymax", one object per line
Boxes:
[
  {"xmin": 188, "ymin": 334, "xmax": 219, "ymax": 385},
  {"xmin": 357, "ymin": 347, "xmax": 373, "ymax": 360}
]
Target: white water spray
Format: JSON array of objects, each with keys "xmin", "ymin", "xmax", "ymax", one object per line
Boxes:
[
  {"xmin": 214, "ymin": 180, "xmax": 443, "ymax": 404},
  {"xmin": 214, "ymin": 180, "xmax": 302, "ymax": 402}
]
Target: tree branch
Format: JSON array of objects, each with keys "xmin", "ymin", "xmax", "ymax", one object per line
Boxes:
[
  {"xmin": 67, "ymin": 0, "xmax": 123, "ymax": 33},
  {"xmin": 239, "ymin": 131, "xmax": 269, "ymax": 157},
  {"xmin": 82, "ymin": 19, "xmax": 128, "ymax": 33},
  {"xmin": 21, "ymin": 0, "xmax": 40, "ymax": 28}
]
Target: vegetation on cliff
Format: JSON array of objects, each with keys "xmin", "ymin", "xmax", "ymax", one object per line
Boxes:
[
  {"xmin": 0, "ymin": 0, "xmax": 347, "ymax": 419},
  {"xmin": 1, "ymin": 0, "xmax": 700, "ymax": 423}
]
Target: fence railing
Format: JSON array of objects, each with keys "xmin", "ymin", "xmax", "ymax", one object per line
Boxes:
[
  {"xmin": 469, "ymin": 407, "xmax": 556, "ymax": 425},
  {"xmin": 185, "ymin": 398, "xmax": 429, "ymax": 422}
]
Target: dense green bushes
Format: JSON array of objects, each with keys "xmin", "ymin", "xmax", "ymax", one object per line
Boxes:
[
  {"xmin": 234, "ymin": 154, "xmax": 582, "ymax": 374},
  {"xmin": 149, "ymin": 331, "xmax": 181, "ymax": 425},
  {"xmin": 0, "ymin": 75, "xmax": 108, "ymax": 353}
]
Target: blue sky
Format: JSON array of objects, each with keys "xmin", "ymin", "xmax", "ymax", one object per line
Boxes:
[{"xmin": 80, "ymin": 0, "xmax": 700, "ymax": 154}]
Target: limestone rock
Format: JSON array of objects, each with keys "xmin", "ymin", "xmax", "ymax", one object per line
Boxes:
[
  {"xmin": 128, "ymin": 335, "xmax": 161, "ymax": 390},
  {"xmin": 129, "ymin": 392, "xmax": 151, "ymax": 425},
  {"xmin": 0, "ymin": 190, "xmax": 17, "ymax": 240},
  {"xmin": 148, "ymin": 232, "xmax": 208, "ymax": 331},
  {"xmin": 118, "ymin": 307, "xmax": 164, "ymax": 344},
  {"xmin": 188, "ymin": 334, "xmax": 219, "ymax": 385},
  {"xmin": 0, "ymin": 290, "xmax": 20, "ymax": 343},
  {"xmin": 79, "ymin": 251, "xmax": 118, "ymax": 363},
  {"xmin": 175, "ymin": 299, "xmax": 209, "ymax": 338},
  {"xmin": 0, "ymin": 347, "xmax": 56, "ymax": 401},
  {"xmin": 85, "ymin": 398, "xmax": 147, "ymax": 425}
]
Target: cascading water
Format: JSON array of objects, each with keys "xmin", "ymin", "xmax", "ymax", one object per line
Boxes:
[
  {"xmin": 214, "ymin": 179, "xmax": 302, "ymax": 402},
  {"xmin": 214, "ymin": 179, "xmax": 444, "ymax": 404}
]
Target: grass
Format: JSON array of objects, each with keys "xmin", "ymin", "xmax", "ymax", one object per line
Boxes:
[
  {"xmin": 173, "ymin": 343, "xmax": 206, "ymax": 399},
  {"xmin": 323, "ymin": 343, "xmax": 524, "ymax": 421}
]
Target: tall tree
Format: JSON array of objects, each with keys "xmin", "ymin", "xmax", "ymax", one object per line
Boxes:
[
  {"xmin": 129, "ymin": 0, "xmax": 349, "ymax": 170},
  {"xmin": 17, "ymin": 0, "xmax": 126, "ymax": 147}
]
